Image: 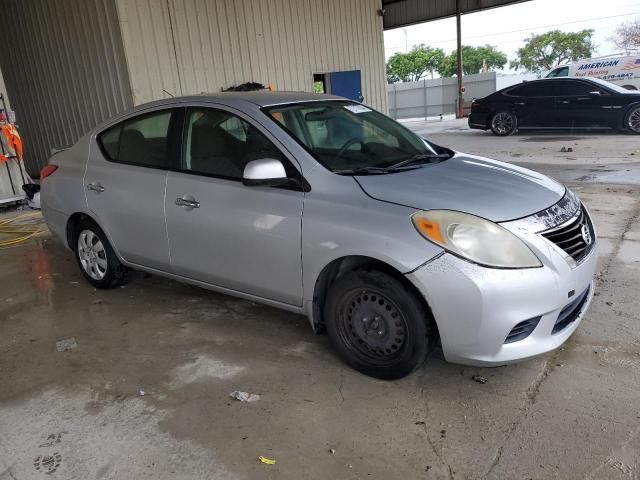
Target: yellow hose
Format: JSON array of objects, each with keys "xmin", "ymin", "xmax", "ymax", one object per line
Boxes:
[{"xmin": 0, "ymin": 211, "xmax": 46, "ymax": 248}]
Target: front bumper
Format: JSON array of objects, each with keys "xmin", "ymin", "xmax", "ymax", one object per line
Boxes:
[{"xmin": 406, "ymin": 236, "xmax": 597, "ymax": 366}]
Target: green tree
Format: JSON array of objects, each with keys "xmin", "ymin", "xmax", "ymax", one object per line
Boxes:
[
  {"xmin": 511, "ymin": 29, "xmax": 595, "ymax": 73},
  {"xmin": 386, "ymin": 45, "xmax": 446, "ymax": 83},
  {"xmin": 437, "ymin": 45, "xmax": 508, "ymax": 77}
]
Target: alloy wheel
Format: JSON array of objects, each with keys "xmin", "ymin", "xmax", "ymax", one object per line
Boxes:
[
  {"xmin": 77, "ymin": 229, "xmax": 108, "ymax": 281},
  {"xmin": 628, "ymin": 107, "xmax": 640, "ymax": 134},
  {"xmin": 491, "ymin": 112, "xmax": 514, "ymax": 135}
]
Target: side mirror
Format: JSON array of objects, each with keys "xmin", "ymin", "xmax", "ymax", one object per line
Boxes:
[
  {"xmin": 242, "ymin": 158, "xmax": 288, "ymax": 187},
  {"xmin": 589, "ymin": 90, "xmax": 602, "ymax": 96}
]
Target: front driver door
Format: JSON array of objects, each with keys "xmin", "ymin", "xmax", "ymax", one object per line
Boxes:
[
  {"xmin": 164, "ymin": 105, "xmax": 304, "ymax": 306},
  {"xmin": 553, "ymin": 80, "xmax": 617, "ymax": 128}
]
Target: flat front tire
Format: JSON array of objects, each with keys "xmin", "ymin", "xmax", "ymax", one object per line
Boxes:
[
  {"xmin": 324, "ymin": 269, "xmax": 433, "ymax": 380},
  {"xmin": 490, "ymin": 111, "xmax": 517, "ymax": 136},
  {"xmin": 74, "ymin": 219, "xmax": 127, "ymax": 289}
]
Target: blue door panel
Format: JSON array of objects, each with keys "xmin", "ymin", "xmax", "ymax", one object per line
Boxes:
[{"xmin": 329, "ymin": 70, "xmax": 362, "ymax": 101}]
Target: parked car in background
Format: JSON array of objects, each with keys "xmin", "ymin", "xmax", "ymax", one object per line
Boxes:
[
  {"xmin": 469, "ymin": 77, "xmax": 640, "ymax": 136},
  {"xmin": 546, "ymin": 54, "xmax": 640, "ymax": 91},
  {"xmin": 42, "ymin": 92, "xmax": 597, "ymax": 379}
]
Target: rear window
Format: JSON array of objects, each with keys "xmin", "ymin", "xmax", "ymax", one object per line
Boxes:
[{"xmin": 97, "ymin": 109, "xmax": 174, "ymax": 169}]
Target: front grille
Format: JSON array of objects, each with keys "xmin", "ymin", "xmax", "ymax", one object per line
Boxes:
[
  {"xmin": 552, "ymin": 286, "xmax": 591, "ymax": 334},
  {"xmin": 542, "ymin": 206, "xmax": 594, "ymax": 263},
  {"xmin": 505, "ymin": 316, "xmax": 541, "ymax": 344}
]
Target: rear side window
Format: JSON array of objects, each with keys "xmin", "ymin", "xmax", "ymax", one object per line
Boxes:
[
  {"xmin": 98, "ymin": 110, "xmax": 174, "ymax": 169},
  {"xmin": 508, "ymin": 82, "xmax": 553, "ymax": 97}
]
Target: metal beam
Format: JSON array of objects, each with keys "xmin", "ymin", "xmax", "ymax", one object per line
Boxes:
[
  {"xmin": 382, "ymin": 0, "xmax": 531, "ymax": 30},
  {"xmin": 456, "ymin": 0, "xmax": 464, "ymax": 118}
]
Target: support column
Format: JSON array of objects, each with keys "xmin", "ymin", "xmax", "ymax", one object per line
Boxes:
[{"xmin": 456, "ymin": 0, "xmax": 464, "ymax": 118}]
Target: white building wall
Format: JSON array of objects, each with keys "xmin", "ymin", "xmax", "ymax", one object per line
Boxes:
[{"xmin": 115, "ymin": 0, "xmax": 388, "ymax": 112}]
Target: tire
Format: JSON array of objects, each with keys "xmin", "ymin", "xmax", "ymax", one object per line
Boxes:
[
  {"xmin": 624, "ymin": 105, "xmax": 640, "ymax": 134},
  {"xmin": 490, "ymin": 111, "xmax": 517, "ymax": 136},
  {"xmin": 74, "ymin": 219, "xmax": 127, "ymax": 289},
  {"xmin": 324, "ymin": 269, "xmax": 434, "ymax": 380}
]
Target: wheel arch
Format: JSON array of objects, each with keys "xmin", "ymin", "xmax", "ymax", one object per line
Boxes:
[
  {"xmin": 310, "ymin": 255, "xmax": 437, "ymax": 337},
  {"xmin": 65, "ymin": 212, "xmax": 125, "ymax": 263}
]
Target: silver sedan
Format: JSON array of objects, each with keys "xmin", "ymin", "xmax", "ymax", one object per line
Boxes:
[{"xmin": 41, "ymin": 92, "xmax": 597, "ymax": 379}]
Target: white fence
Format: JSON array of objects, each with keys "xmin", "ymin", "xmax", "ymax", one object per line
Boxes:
[{"xmin": 387, "ymin": 72, "xmax": 497, "ymax": 119}]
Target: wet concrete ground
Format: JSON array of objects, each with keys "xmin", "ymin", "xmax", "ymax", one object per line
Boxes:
[{"xmin": 1, "ymin": 122, "xmax": 639, "ymax": 479}]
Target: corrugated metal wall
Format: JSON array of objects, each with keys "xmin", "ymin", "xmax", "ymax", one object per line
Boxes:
[
  {"xmin": 0, "ymin": 0, "xmax": 133, "ymax": 174},
  {"xmin": 0, "ymin": 66, "xmax": 10, "ymax": 110},
  {"xmin": 116, "ymin": 0, "xmax": 388, "ymax": 112}
]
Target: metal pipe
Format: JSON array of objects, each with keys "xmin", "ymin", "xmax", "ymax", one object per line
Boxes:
[{"xmin": 456, "ymin": 0, "xmax": 464, "ymax": 118}]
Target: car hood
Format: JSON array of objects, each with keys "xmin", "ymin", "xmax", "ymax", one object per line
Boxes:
[{"xmin": 354, "ymin": 154, "xmax": 566, "ymax": 222}]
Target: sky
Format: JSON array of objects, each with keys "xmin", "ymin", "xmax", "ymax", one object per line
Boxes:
[{"xmin": 383, "ymin": 0, "xmax": 640, "ymax": 73}]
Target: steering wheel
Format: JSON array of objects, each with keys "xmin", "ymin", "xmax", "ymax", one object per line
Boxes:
[{"xmin": 336, "ymin": 138, "xmax": 365, "ymax": 158}]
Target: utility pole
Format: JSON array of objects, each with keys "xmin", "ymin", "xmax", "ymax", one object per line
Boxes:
[{"xmin": 456, "ymin": 0, "xmax": 464, "ymax": 118}]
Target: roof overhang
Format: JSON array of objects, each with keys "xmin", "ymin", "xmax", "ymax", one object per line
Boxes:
[{"xmin": 382, "ymin": 0, "xmax": 531, "ymax": 30}]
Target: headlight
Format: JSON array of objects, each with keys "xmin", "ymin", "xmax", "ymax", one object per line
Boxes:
[{"xmin": 411, "ymin": 210, "xmax": 542, "ymax": 268}]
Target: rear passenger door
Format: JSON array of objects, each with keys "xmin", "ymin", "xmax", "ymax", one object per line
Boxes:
[
  {"xmin": 87, "ymin": 108, "xmax": 183, "ymax": 270},
  {"xmin": 164, "ymin": 105, "xmax": 305, "ymax": 306},
  {"xmin": 507, "ymin": 83, "xmax": 556, "ymax": 128}
]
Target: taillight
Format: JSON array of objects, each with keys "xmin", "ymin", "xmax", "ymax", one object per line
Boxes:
[
  {"xmin": 40, "ymin": 164, "xmax": 58, "ymax": 181},
  {"xmin": 471, "ymin": 99, "xmax": 481, "ymax": 109}
]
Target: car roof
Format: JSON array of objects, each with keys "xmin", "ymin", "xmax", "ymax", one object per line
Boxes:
[
  {"xmin": 93, "ymin": 91, "xmax": 352, "ymax": 133},
  {"xmin": 496, "ymin": 76, "xmax": 596, "ymax": 93},
  {"xmin": 132, "ymin": 91, "xmax": 346, "ymax": 111}
]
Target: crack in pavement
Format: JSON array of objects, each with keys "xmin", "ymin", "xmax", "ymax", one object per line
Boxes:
[
  {"xmin": 483, "ymin": 351, "xmax": 561, "ymax": 479},
  {"xmin": 483, "ymin": 191, "xmax": 640, "ymax": 480},
  {"xmin": 584, "ymin": 424, "xmax": 640, "ymax": 480},
  {"xmin": 418, "ymin": 369, "xmax": 455, "ymax": 480}
]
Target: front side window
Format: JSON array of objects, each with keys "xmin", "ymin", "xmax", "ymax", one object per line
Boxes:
[
  {"xmin": 98, "ymin": 110, "xmax": 174, "ymax": 168},
  {"xmin": 553, "ymin": 81, "xmax": 597, "ymax": 96},
  {"xmin": 264, "ymin": 101, "xmax": 445, "ymax": 173},
  {"xmin": 182, "ymin": 108, "xmax": 286, "ymax": 179}
]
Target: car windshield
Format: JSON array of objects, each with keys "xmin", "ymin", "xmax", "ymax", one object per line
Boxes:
[
  {"xmin": 263, "ymin": 101, "xmax": 450, "ymax": 173},
  {"xmin": 586, "ymin": 77, "xmax": 635, "ymax": 94}
]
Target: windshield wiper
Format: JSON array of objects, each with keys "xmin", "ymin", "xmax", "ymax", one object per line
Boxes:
[
  {"xmin": 334, "ymin": 166, "xmax": 392, "ymax": 175},
  {"xmin": 386, "ymin": 153, "xmax": 451, "ymax": 170}
]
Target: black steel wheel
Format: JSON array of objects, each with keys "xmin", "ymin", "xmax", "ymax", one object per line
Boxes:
[
  {"xmin": 324, "ymin": 269, "xmax": 434, "ymax": 380},
  {"xmin": 490, "ymin": 111, "xmax": 517, "ymax": 136}
]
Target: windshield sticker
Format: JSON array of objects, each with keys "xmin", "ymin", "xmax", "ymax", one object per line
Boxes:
[{"xmin": 344, "ymin": 105, "xmax": 371, "ymax": 114}]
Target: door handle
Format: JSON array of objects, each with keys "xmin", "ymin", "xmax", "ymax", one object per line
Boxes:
[
  {"xmin": 87, "ymin": 183, "xmax": 105, "ymax": 192},
  {"xmin": 514, "ymin": 102, "xmax": 526, "ymax": 105},
  {"xmin": 175, "ymin": 196, "xmax": 200, "ymax": 209},
  {"xmin": 558, "ymin": 100, "xmax": 570, "ymax": 104}
]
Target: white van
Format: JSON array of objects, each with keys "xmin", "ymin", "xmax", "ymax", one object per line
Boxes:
[{"xmin": 546, "ymin": 54, "xmax": 640, "ymax": 90}]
